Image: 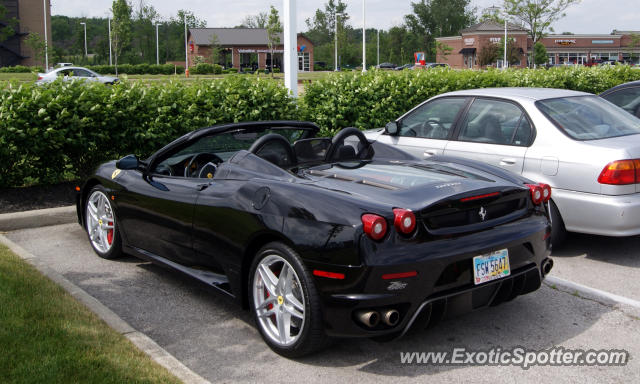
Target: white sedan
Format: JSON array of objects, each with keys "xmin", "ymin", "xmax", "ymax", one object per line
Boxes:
[
  {"xmin": 37, "ymin": 66, "xmax": 119, "ymax": 85},
  {"xmin": 366, "ymin": 88, "xmax": 640, "ymax": 245}
]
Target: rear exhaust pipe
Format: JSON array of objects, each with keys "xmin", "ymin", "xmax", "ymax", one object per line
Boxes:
[
  {"xmin": 542, "ymin": 258, "xmax": 554, "ymax": 276},
  {"xmin": 382, "ymin": 309, "xmax": 400, "ymax": 327},
  {"xmin": 357, "ymin": 311, "xmax": 380, "ymax": 328}
]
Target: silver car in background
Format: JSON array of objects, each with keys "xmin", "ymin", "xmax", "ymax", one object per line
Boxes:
[
  {"xmin": 36, "ymin": 66, "xmax": 119, "ymax": 85},
  {"xmin": 366, "ymin": 88, "xmax": 640, "ymax": 245}
]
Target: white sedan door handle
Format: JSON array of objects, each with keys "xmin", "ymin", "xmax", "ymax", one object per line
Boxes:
[
  {"xmin": 424, "ymin": 150, "xmax": 438, "ymax": 158},
  {"xmin": 500, "ymin": 158, "xmax": 517, "ymax": 166}
]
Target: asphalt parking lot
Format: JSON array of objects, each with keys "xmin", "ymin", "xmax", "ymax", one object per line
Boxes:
[{"xmin": 6, "ymin": 223, "xmax": 640, "ymax": 383}]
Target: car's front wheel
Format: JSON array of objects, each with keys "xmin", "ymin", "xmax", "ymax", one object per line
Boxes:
[
  {"xmin": 249, "ymin": 242, "xmax": 328, "ymax": 357},
  {"xmin": 85, "ymin": 185, "xmax": 123, "ymax": 259}
]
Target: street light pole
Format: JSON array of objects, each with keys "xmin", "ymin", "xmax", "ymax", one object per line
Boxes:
[
  {"xmin": 43, "ymin": 0, "xmax": 48, "ymax": 70},
  {"xmin": 184, "ymin": 13, "xmax": 188, "ymax": 76},
  {"xmin": 284, "ymin": 0, "xmax": 298, "ymax": 97},
  {"xmin": 334, "ymin": 12, "xmax": 343, "ymax": 71},
  {"xmin": 108, "ymin": 18, "xmax": 112, "ymax": 66},
  {"xmin": 80, "ymin": 22, "xmax": 87, "ymax": 57},
  {"xmin": 362, "ymin": 0, "xmax": 366, "ymax": 72},
  {"xmin": 155, "ymin": 23, "xmax": 160, "ymax": 65},
  {"xmin": 377, "ymin": 29, "xmax": 380, "ymax": 67},
  {"xmin": 504, "ymin": 18, "xmax": 508, "ymax": 69}
]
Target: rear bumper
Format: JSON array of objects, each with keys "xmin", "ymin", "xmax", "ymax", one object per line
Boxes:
[
  {"xmin": 309, "ymin": 213, "xmax": 551, "ymax": 338},
  {"xmin": 553, "ymin": 189, "xmax": 640, "ymax": 236}
]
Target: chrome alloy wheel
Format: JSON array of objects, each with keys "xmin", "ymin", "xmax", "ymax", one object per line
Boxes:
[
  {"xmin": 86, "ymin": 190, "xmax": 116, "ymax": 254},
  {"xmin": 253, "ymin": 254, "xmax": 306, "ymax": 347}
]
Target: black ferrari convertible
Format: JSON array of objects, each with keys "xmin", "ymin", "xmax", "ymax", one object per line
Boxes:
[{"xmin": 76, "ymin": 121, "xmax": 553, "ymax": 357}]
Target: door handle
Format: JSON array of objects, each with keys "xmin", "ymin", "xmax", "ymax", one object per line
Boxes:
[
  {"xmin": 424, "ymin": 150, "xmax": 437, "ymax": 158},
  {"xmin": 500, "ymin": 158, "xmax": 517, "ymax": 166},
  {"xmin": 196, "ymin": 183, "xmax": 211, "ymax": 191}
]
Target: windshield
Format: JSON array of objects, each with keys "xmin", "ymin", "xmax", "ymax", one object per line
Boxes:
[{"xmin": 536, "ymin": 95, "xmax": 640, "ymax": 140}]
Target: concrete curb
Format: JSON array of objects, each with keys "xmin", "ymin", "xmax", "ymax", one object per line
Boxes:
[
  {"xmin": 0, "ymin": 205, "xmax": 77, "ymax": 232},
  {"xmin": 545, "ymin": 275, "xmax": 640, "ymax": 310},
  {"xmin": 0, "ymin": 233, "xmax": 211, "ymax": 384}
]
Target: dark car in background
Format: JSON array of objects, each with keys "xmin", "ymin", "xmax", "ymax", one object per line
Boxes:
[
  {"xmin": 77, "ymin": 121, "xmax": 552, "ymax": 357},
  {"xmin": 376, "ymin": 62, "xmax": 397, "ymax": 69},
  {"xmin": 601, "ymin": 80, "xmax": 640, "ymax": 118}
]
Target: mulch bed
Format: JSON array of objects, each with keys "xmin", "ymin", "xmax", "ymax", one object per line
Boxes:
[{"xmin": 0, "ymin": 181, "xmax": 78, "ymax": 214}]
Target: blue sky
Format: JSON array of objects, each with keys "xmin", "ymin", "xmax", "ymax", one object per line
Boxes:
[{"xmin": 52, "ymin": 0, "xmax": 639, "ymax": 35}]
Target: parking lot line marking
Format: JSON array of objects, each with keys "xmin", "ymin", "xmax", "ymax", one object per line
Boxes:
[{"xmin": 546, "ymin": 275, "xmax": 640, "ymax": 310}]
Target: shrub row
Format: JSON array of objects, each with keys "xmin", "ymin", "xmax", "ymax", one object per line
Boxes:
[
  {"xmin": 86, "ymin": 64, "xmax": 185, "ymax": 75},
  {"xmin": 190, "ymin": 63, "xmax": 224, "ymax": 75},
  {"xmin": 302, "ymin": 65, "xmax": 640, "ymax": 136},
  {"xmin": 0, "ymin": 77, "xmax": 298, "ymax": 187},
  {"xmin": 0, "ymin": 65, "xmax": 43, "ymax": 73},
  {"xmin": 2, "ymin": 65, "xmax": 640, "ymax": 187}
]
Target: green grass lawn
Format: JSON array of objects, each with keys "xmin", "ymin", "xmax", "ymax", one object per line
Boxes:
[{"xmin": 0, "ymin": 244, "xmax": 182, "ymax": 384}]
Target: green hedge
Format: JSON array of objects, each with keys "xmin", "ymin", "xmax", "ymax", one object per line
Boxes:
[
  {"xmin": 0, "ymin": 66, "xmax": 43, "ymax": 73},
  {"xmin": 86, "ymin": 64, "xmax": 185, "ymax": 75},
  {"xmin": 3, "ymin": 65, "xmax": 640, "ymax": 187},
  {"xmin": 190, "ymin": 63, "xmax": 223, "ymax": 75},
  {"xmin": 0, "ymin": 77, "xmax": 298, "ymax": 187},
  {"xmin": 302, "ymin": 65, "xmax": 640, "ymax": 136}
]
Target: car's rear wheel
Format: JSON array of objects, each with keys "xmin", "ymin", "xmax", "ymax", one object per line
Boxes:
[
  {"xmin": 549, "ymin": 200, "xmax": 567, "ymax": 247},
  {"xmin": 249, "ymin": 242, "xmax": 328, "ymax": 357},
  {"xmin": 85, "ymin": 186, "xmax": 123, "ymax": 259}
]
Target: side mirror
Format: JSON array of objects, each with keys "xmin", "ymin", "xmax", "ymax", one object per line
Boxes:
[
  {"xmin": 385, "ymin": 121, "xmax": 399, "ymax": 135},
  {"xmin": 116, "ymin": 154, "xmax": 140, "ymax": 170}
]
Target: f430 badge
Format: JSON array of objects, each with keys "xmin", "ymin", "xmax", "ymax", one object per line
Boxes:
[{"xmin": 387, "ymin": 281, "xmax": 408, "ymax": 291}]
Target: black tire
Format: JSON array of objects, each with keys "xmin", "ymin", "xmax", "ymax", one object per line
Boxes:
[
  {"xmin": 549, "ymin": 199, "xmax": 567, "ymax": 248},
  {"xmin": 249, "ymin": 242, "xmax": 330, "ymax": 357},
  {"xmin": 84, "ymin": 185, "xmax": 124, "ymax": 260}
]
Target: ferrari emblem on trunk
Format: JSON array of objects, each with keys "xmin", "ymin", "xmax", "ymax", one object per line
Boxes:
[{"xmin": 479, "ymin": 207, "xmax": 487, "ymax": 221}]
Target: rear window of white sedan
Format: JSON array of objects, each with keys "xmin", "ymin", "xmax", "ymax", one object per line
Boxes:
[{"xmin": 536, "ymin": 95, "xmax": 640, "ymax": 140}]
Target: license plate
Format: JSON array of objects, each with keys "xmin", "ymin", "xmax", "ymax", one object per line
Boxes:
[{"xmin": 473, "ymin": 249, "xmax": 510, "ymax": 285}]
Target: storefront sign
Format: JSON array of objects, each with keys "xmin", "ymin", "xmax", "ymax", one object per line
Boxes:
[
  {"xmin": 464, "ymin": 38, "xmax": 475, "ymax": 46},
  {"xmin": 592, "ymin": 40, "xmax": 614, "ymax": 44},
  {"xmin": 555, "ymin": 39, "xmax": 576, "ymax": 46},
  {"xmin": 238, "ymin": 49, "xmax": 284, "ymax": 54}
]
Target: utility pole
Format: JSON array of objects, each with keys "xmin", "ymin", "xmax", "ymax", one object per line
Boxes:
[
  {"xmin": 156, "ymin": 23, "xmax": 160, "ymax": 65},
  {"xmin": 43, "ymin": 0, "xmax": 48, "ymax": 70},
  {"xmin": 504, "ymin": 18, "xmax": 508, "ymax": 69},
  {"xmin": 80, "ymin": 22, "xmax": 87, "ymax": 57},
  {"xmin": 362, "ymin": 0, "xmax": 366, "ymax": 72},
  {"xmin": 284, "ymin": 0, "xmax": 298, "ymax": 97},
  {"xmin": 108, "ymin": 17, "xmax": 112, "ymax": 66},
  {"xmin": 334, "ymin": 12, "xmax": 343, "ymax": 71}
]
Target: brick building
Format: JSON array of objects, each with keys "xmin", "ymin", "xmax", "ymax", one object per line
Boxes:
[
  {"xmin": 0, "ymin": 0, "xmax": 52, "ymax": 67},
  {"xmin": 436, "ymin": 21, "xmax": 640, "ymax": 69},
  {"xmin": 187, "ymin": 28, "xmax": 314, "ymax": 72}
]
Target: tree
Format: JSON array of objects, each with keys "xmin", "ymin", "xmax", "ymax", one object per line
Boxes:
[
  {"xmin": 503, "ymin": 0, "xmax": 581, "ymax": 43},
  {"xmin": 266, "ymin": 6, "xmax": 282, "ymax": 76},
  {"xmin": 239, "ymin": 12, "xmax": 268, "ymax": 28},
  {"xmin": 132, "ymin": 0, "xmax": 159, "ymax": 64},
  {"xmin": 209, "ymin": 34, "xmax": 222, "ymax": 65},
  {"xmin": 533, "ymin": 41, "xmax": 548, "ymax": 67},
  {"xmin": 24, "ymin": 33, "xmax": 46, "ymax": 67},
  {"xmin": 112, "ymin": 0, "xmax": 132, "ymax": 75},
  {"xmin": 627, "ymin": 33, "xmax": 640, "ymax": 64},
  {"xmin": 478, "ymin": 43, "xmax": 499, "ymax": 66},
  {"xmin": 405, "ymin": 0, "xmax": 475, "ymax": 61},
  {"xmin": 0, "ymin": 5, "xmax": 18, "ymax": 43},
  {"xmin": 497, "ymin": 37, "xmax": 522, "ymax": 66},
  {"xmin": 434, "ymin": 41, "xmax": 452, "ymax": 62}
]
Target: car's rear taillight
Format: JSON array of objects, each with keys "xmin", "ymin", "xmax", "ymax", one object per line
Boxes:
[
  {"xmin": 362, "ymin": 214, "xmax": 387, "ymax": 241},
  {"xmin": 37, "ymin": 76, "xmax": 43, "ymax": 80},
  {"xmin": 598, "ymin": 159, "xmax": 640, "ymax": 185},
  {"xmin": 526, "ymin": 184, "xmax": 544, "ymax": 205},
  {"xmin": 539, "ymin": 183, "xmax": 552, "ymax": 203},
  {"xmin": 393, "ymin": 208, "xmax": 416, "ymax": 235}
]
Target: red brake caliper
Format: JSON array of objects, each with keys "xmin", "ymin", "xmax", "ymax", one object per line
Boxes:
[{"xmin": 107, "ymin": 223, "xmax": 114, "ymax": 245}]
